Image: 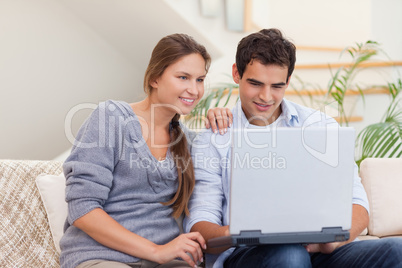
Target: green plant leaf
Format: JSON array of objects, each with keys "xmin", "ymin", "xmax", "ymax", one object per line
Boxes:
[
  {"xmin": 388, "ymin": 142, "xmax": 402, "ymax": 158},
  {"xmin": 214, "ymin": 87, "xmax": 225, "ymax": 107}
]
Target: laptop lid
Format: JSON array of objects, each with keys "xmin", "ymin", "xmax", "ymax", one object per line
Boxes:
[{"xmin": 208, "ymin": 127, "xmax": 355, "ymax": 247}]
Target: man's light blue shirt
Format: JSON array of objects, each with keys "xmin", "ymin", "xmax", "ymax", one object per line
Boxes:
[{"xmin": 184, "ymin": 99, "xmax": 370, "ymax": 268}]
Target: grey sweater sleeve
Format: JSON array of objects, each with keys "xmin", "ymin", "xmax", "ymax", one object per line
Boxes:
[{"xmin": 63, "ymin": 101, "xmax": 121, "ymax": 225}]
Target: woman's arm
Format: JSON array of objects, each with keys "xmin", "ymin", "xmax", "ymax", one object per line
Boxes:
[
  {"xmin": 66, "ymin": 102, "xmax": 205, "ymax": 267},
  {"xmin": 74, "ymin": 208, "xmax": 205, "ymax": 267}
]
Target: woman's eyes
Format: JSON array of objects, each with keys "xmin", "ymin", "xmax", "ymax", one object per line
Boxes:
[{"xmin": 178, "ymin": 76, "xmax": 204, "ymax": 82}]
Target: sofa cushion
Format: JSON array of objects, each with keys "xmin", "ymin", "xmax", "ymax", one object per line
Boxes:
[
  {"xmin": 360, "ymin": 158, "xmax": 402, "ymax": 237},
  {"xmin": 36, "ymin": 173, "xmax": 67, "ymax": 253},
  {"xmin": 0, "ymin": 160, "xmax": 62, "ymax": 268},
  {"xmin": 358, "ymin": 235, "xmax": 380, "ymax": 240}
]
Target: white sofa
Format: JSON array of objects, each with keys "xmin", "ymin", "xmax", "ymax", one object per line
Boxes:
[{"xmin": 0, "ymin": 158, "xmax": 401, "ymax": 267}]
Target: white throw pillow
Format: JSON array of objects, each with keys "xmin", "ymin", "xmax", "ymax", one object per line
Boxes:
[
  {"xmin": 35, "ymin": 173, "xmax": 67, "ymax": 253},
  {"xmin": 360, "ymin": 158, "xmax": 402, "ymax": 237}
]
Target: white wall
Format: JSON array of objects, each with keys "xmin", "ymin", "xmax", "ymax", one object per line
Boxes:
[
  {"xmin": 0, "ymin": 0, "xmax": 142, "ymax": 160},
  {"xmin": 371, "ymin": 0, "xmax": 402, "ymax": 62},
  {"xmin": 165, "ymin": 0, "xmax": 375, "ymax": 86},
  {"xmin": 0, "ymin": 0, "xmax": 221, "ymax": 160},
  {"xmin": 165, "ymin": 0, "xmax": 246, "ymax": 86},
  {"xmin": 265, "ymin": 0, "xmax": 372, "ymax": 48},
  {"xmin": 1, "ymin": 0, "xmax": 400, "ymax": 160}
]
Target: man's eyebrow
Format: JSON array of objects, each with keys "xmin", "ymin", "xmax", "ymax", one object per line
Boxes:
[
  {"xmin": 272, "ymin": 82, "xmax": 287, "ymax": 86},
  {"xmin": 246, "ymin": 78, "xmax": 264, "ymax": 85},
  {"xmin": 247, "ymin": 78, "xmax": 286, "ymax": 86}
]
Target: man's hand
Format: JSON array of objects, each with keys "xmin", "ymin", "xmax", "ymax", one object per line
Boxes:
[
  {"xmin": 304, "ymin": 204, "xmax": 369, "ymax": 255},
  {"xmin": 205, "ymin": 107, "xmax": 233, "ymax": 135},
  {"xmin": 304, "ymin": 242, "xmax": 343, "ymax": 254}
]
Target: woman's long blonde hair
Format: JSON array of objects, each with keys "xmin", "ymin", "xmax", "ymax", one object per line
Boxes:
[{"xmin": 143, "ymin": 34, "xmax": 211, "ymax": 218}]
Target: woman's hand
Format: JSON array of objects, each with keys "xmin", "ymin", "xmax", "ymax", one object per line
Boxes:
[
  {"xmin": 73, "ymin": 209, "xmax": 205, "ymax": 266},
  {"xmin": 154, "ymin": 232, "xmax": 206, "ymax": 268},
  {"xmin": 205, "ymin": 107, "xmax": 233, "ymax": 135}
]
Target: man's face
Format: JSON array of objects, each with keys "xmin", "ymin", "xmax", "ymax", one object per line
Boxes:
[{"xmin": 233, "ymin": 61, "xmax": 290, "ymax": 126}]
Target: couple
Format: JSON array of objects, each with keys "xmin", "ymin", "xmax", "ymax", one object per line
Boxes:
[{"xmin": 60, "ymin": 29, "xmax": 402, "ymax": 268}]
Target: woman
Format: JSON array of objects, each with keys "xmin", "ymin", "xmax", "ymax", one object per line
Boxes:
[{"xmin": 60, "ymin": 34, "xmax": 231, "ymax": 268}]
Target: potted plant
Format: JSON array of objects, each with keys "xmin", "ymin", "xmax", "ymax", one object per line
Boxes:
[{"xmin": 355, "ymin": 79, "xmax": 402, "ymax": 165}]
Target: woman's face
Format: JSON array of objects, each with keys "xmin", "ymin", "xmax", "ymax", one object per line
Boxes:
[{"xmin": 150, "ymin": 53, "xmax": 207, "ymax": 115}]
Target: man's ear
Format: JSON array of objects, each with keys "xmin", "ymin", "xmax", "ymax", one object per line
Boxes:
[
  {"xmin": 232, "ymin": 63, "xmax": 240, "ymax": 84},
  {"xmin": 286, "ymin": 75, "xmax": 292, "ymax": 87}
]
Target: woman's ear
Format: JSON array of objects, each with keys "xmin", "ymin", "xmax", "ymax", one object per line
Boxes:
[
  {"xmin": 232, "ymin": 63, "xmax": 240, "ymax": 84},
  {"xmin": 150, "ymin": 79, "xmax": 158, "ymax": 89}
]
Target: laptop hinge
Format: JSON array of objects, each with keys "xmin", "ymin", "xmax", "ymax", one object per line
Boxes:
[
  {"xmin": 321, "ymin": 227, "xmax": 345, "ymax": 233},
  {"xmin": 237, "ymin": 230, "xmax": 262, "ymax": 246},
  {"xmin": 239, "ymin": 230, "xmax": 262, "ymax": 235},
  {"xmin": 322, "ymin": 227, "xmax": 349, "ymax": 241}
]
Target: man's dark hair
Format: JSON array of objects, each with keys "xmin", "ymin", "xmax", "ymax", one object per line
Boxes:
[{"xmin": 235, "ymin": 28, "xmax": 296, "ymax": 82}]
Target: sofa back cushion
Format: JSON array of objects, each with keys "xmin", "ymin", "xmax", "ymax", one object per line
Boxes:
[
  {"xmin": 360, "ymin": 158, "xmax": 402, "ymax": 237},
  {"xmin": 36, "ymin": 173, "xmax": 68, "ymax": 253},
  {"xmin": 0, "ymin": 160, "xmax": 62, "ymax": 268}
]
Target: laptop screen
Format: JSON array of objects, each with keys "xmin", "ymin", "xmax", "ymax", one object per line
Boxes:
[{"xmin": 229, "ymin": 127, "xmax": 355, "ymax": 235}]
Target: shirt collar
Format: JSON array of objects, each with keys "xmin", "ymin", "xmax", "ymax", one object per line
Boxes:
[{"xmin": 280, "ymin": 98, "xmax": 300, "ymax": 126}]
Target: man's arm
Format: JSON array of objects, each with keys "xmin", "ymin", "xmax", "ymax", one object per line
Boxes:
[
  {"xmin": 306, "ymin": 161, "xmax": 370, "ymax": 254},
  {"xmin": 348, "ymin": 203, "xmax": 369, "ymax": 241},
  {"xmin": 191, "ymin": 221, "xmax": 230, "ymax": 254},
  {"xmin": 305, "ymin": 204, "xmax": 369, "ymax": 254},
  {"xmin": 184, "ymin": 130, "xmax": 232, "ymax": 254}
]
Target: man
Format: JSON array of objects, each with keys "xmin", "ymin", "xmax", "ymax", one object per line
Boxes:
[{"xmin": 184, "ymin": 28, "xmax": 402, "ymax": 267}]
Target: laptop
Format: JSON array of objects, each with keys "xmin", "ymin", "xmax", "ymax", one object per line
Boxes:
[{"xmin": 208, "ymin": 126, "xmax": 355, "ymax": 248}]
